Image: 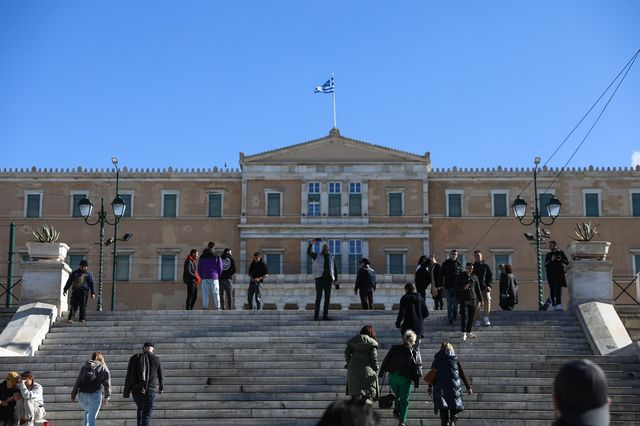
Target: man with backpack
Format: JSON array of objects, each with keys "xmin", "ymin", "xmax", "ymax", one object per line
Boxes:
[
  {"xmin": 124, "ymin": 343, "xmax": 164, "ymax": 426},
  {"xmin": 63, "ymin": 259, "xmax": 95, "ymax": 323},
  {"xmin": 354, "ymin": 258, "xmax": 377, "ymax": 310}
]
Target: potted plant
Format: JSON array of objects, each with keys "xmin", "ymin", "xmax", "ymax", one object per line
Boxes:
[
  {"xmin": 567, "ymin": 222, "xmax": 610, "ymax": 260},
  {"xmin": 26, "ymin": 224, "xmax": 69, "ymax": 261}
]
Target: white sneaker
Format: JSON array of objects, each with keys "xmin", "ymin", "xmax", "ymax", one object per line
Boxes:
[
  {"xmin": 555, "ymin": 304, "xmax": 563, "ymax": 311},
  {"xmin": 468, "ymin": 332, "xmax": 476, "ymax": 339},
  {"xmin": 462, "ymin": 332, "xmax": 467, "ymax": 341},
  {"xmin": 483, "ymin": 317, "xmax": 491, "ymax": 326},
  {"xmin": 474, "ymin": 320, "xmax": 481, "ymax": 327}
]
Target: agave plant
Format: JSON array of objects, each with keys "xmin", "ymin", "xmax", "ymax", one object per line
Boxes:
[
  {"xmin": 32, "ymin": 224, "xmax": 61, "ymax": 243},
  {"xmin": 573, "ymin": 222, "xmax": 599, "ymax": 242}
]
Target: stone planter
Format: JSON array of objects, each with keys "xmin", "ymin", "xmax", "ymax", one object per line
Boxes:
[
  {"xmin": 567, "ymin": 241, "xmax": 611, "ymax": 260},
  {"xmin": 26, "ymin": 242, "xmax": 70, "ymax": 261}
]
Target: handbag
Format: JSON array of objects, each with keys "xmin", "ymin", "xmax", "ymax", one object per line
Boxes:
[
  {"xmin": 424, "ymin": 368, "xmax": 437, "ymax": 385},
  {"xmin": 377, "ymin": 376, "xmax": 395, "ymax": 409}
]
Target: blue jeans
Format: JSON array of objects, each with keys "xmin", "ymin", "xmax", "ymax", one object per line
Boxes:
[
  {"xmin": 132, "ymin": 390, "xmax": 157, "ymax": 426},
  {"xmin": 444, "ymin": 288, "xmax": 457, "ymax": 322},
  {"xmin": 78, "ymin": 391, "xmax": 102, "ymax": 426}
]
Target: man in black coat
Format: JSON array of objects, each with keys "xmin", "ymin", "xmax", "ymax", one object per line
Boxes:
[
  {"xmin": 440, "ymin": 250, "xmax": 462, "ymax": 324},
  {"xmin": 396, "ymin": 282, "xmax": 429, "ymax": 365},
  {"xmin": 219, "ymin": 248, "xmax": 237, "ymax": 310},
  {"xmin": 354, "ymin": 258, "xmax": 376, "ymax": 310},
  {"xmin": 124, "ymin": 342, "xmax": 164, "ymax": 426},
  {"xmin": 63, "ymin": 259, "xmax": 95, "ymax": 323},
  {"xmin": 456, "ymin": 263, "xmax": 482, "ymax": 341},
  {"xmin": 545, "ymin": 241, "xmax": 569, "ymax": 311}
]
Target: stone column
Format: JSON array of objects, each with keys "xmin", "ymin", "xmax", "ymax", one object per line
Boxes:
[
  {"xmin": 566, "ymin": 259, "xmax": 614, "ymax": 312},
  {"xmin": 20, "ymin": 258, "xmax": 71, "ymax": 315}
]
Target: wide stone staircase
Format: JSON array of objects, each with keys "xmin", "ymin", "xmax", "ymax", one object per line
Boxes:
[{"xmin": 0, "ymin": 309, "xmax": 639, "ymax": 425}]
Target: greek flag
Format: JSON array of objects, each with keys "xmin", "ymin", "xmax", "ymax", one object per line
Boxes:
[{"xmin": 314, "ymin": 77, "xmax": 334, "ymax": 93}]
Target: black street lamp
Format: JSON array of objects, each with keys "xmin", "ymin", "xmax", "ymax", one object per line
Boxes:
[
  {"xmin": 111, "ymin": 157, "xmax": 122, "ymax": 311},
  {"xmin": 512, "ymin": 157, "xmax": 562, "ymax": 310},
  {"xmin": 78, "ymin": 195, "xmax": 126, "ymax": 311}
]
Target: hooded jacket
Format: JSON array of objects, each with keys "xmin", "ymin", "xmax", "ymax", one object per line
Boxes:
[
  {"xmin": 71, "ymin": 360, "xmax": 111, "ymax": 400},
  {"xmin": 345, "ymin": 334, "xmax": 379, "ymax": 400},
  {"xmin": 220, "ymin": 252, "xmax": 236, "ymax": 280},
  {"xmin": 197, "ymin": 248, "xmax": 223, "ymax": 280}
]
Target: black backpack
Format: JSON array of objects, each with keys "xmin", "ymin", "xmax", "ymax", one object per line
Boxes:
[{"xmin": 79, "ymin": 363, "xmax": 102, "ymax": 393}]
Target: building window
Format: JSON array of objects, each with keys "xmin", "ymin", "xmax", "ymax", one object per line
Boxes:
[
  {"xmin": 584, "ymin": 190, "xmax": 600, "ymax": 217},
  {"xmin": 446, "ymin": 190, "xmax": 463, "ymax": 217},
  {"xmin": 538, "ymin": 192, "xmax": 554, "ymax": 218},
  {"xmin": 208, "ymin": 193, "xmax": 223, "ymax": 218},
  {"xmin": 160, "ymin": 255, "xmax": 176, "ymax": 281},
  {"xmin": 349, "ymin": 183, "xmax": 362, "ymax": 216},
  {"xmin": 634, "ymin": 255, "xmax": 640, "ymax": 274},
  {"xmin": 161, "ymin": 191, "xmax": 179, "ymax": 218},
  {"xmin": 328, "ymin": 239, "xmax": 342, "ymax": 272},
  {"xmin": 388, "ymin": 253, "xmax": 405, "ymax": 274},
  {"xmin": 119, "ymin": 192, "xmax": 133, "ymax": 218},
  {"xmin": 267, "ymin": 192, "xmax": 281, "ymax": 216},
  {"xmin": 306, "ymin": 240, "xmax": 322, "ymax": 274},
  {"xmin": 631, "ymin": 192, "xmax": 640, "ymax": 217},
  {"xmin": 494, "ymin": 254, "xmax": 511, "ymax": 280},
  {"xmin": 71, "ymin": 192, "xmax": 88, "ymax": 218},
  {"xmin": 116, "ymin": 254, "xmax": 131, "ymax": 281},
  {"xmin": 348, "ymin": 239, "xmax": 362, "ymax": 274},
  {"xmin": 264, "ymin": 252, "xmax": 282, "ymax": 274},
  {"xmin": 66, "ymin": 254, "xmax": 86, "ymax": 271},
  {"xmin": 25, "ymin": 192, "xmax": 43, "ymax": 218},
  {"xmin": 491, "ymin": 191, "xmax": 508, "ymax": 217},
  {"xmin": 329, "ymin": 182, "xmax": 341, "ymax": 216},
  {"xmin": 308, "ymin": 182, "xmax": 320, "ymax": 217},
  {"xmin": 388, "ymin": 192, "xmax": 403, "ymax": 216}
]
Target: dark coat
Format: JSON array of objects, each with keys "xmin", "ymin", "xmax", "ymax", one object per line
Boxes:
[
  {"xmin": 345, "ymin": 334, "xmax": 379, "ymax": 400},
  {"xmin": 183, "ymin": 257, "xmax": 198, "ymax": 285},
  {"xmin": 545, "ymin": 249, "xmax": 569, "ymax": 287},
  {"xmin": 0, "ymin": 380, "xmax": 19, "ymax": 422},
  {"xmin": 440, "ymin": 258, "xmax": 462, "ymax": 289},
  {"xmin": 414, "ymin": 263, "xmax": 430, "ymax": 295},
  {"xmin": 63, "ymin": 269, "xmax": 96, "ymax": 295},
  {"xmin": 395, "ymin": 292, "xmax": 429, "ymax": 338},
  {"xmin": 248, "ymin": 260, "xmax": 268, "ymax": 283},
  {"xmin": 354, "ymin": 266, "xmax": 376, "ymax": 292},
  {"xmin": 472, "ymin": 260, "xmax": 493, "ymax": 290},
  {"xmin": 499, "ymin": 272, "xmax": 518, "ymax": 310},
  {"xmin": 123, "ymin": 352, "xmax": 164, "ymax": 397},
  {"xmin": 430, "ymin": 349, "xmax": 470, "ymax": 413},
  {"xmin": 455, "ymin": 272, "xmax": 481, "ymax": 305},
  {"xmin": 379, "ymin": 344, "xmax": 420, "ymax": 387},
  {"xmin": 220, "ymin": 253, "xmax": 236, "ymax": 280}
]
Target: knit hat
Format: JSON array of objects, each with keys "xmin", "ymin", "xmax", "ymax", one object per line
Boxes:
[
  {"xmin": 143, "ymin": 342, "xmax": 155, "ymax": 349},
  {"xmin": 359, "ymin": 258, "xmax": 370, "ymax": 265},
  {"xmin": 554, "ymin": 359, "xmax": 609, "ymax": 426}
]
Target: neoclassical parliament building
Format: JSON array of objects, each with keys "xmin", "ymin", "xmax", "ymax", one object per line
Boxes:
[{"xmin": 1, "ymin": 129, "xmax": 639, "ymax": 309}]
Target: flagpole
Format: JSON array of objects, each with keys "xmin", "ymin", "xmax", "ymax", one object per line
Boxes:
[{"xmin": 332, "ymin": 73, "xmax": 337, "ymax": 129}]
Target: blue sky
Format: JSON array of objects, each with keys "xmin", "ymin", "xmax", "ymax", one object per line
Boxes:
[{"xmin": 1, "ymin": 1, "xmax": 638, "ymax": 171}]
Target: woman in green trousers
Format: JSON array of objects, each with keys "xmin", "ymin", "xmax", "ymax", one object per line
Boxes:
[{"xmin": 379, "ymin": 330, "xmax": 421, "ymax": 426}]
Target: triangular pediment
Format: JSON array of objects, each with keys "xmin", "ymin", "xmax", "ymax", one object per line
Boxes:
[{"xmin": 240, "ymin": 129, "xmax": 429, "ymax": 165}]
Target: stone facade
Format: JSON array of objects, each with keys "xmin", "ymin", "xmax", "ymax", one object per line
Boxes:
[{"xmin": 1, "ymin": 129, "xmax": 639, "ymax": 310}]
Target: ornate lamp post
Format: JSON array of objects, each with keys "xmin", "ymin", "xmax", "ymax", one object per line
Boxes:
[
  {"xmin": 78, "ymin": 194, "xmax": 126, "ymax": 311},
  {"xmin": 111, "ymin": 157, "xmax": 121, "ymax": 311},
  {"xmin": 512, "ymin": 157, "xmax": 562, "ymax": 310}
]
